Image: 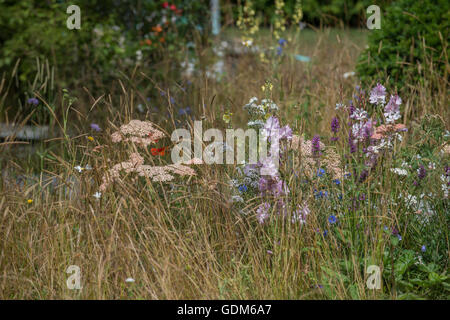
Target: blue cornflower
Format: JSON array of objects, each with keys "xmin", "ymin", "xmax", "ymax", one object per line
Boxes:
[
  {"xmin": 328, "ymin": 215, "xmax": 337, "ymax": 224},
  {"xmin": 238, "ymin": 184, "xmax": 248, "ymax": 193},
  {"xmin": 397, "ymin": 235, "xmax": 402, "ymax": 241},
  {"xmin": 278, "ymin": 38, "xmax": 287, "ymax": 46},
  {"xmin": 170, "ymin": 97, "xmax": 176, "ymax": 104},
  {"xmin": 333, "ymin": 179, "xmax": 341, "ymax": 185},
  {"xmin": 317, "ymin": 168, "xmax": 325, "ymax": 177},
  {"xmin": 178, "ymin": 106, "xmax": 191, "ymax": 116},
  {"xmin": 27, "ymin": 97, "xmax": 39, "ymax": 105},
  {"xmin": 421, "ymin": 245, "xmax": 426, "ymax": 252},
  {"xmin": 323, "ymin": 230, "xmax": 328, "ymax": 237},
  {"xmin": 276, "ymin": 46, "xmax": 283, "ymax": 56},
  {"xmin": 314, "ymin": 189, "xmax": 328, "ymax": 199}
]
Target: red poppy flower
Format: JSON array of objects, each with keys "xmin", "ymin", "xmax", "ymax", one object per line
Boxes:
[
  {"xmin": 162, "ymin": 2, "xmax": 169, "ymax": 8},
  {"xmin": 170, "ymin": 4, "xmax": 176, "ymax": 11},
  {"xmin": 151, "ymin": 147, "xmax": 166, "ymax": 156}
]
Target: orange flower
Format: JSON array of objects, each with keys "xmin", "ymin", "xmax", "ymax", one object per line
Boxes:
[
  {"xmin": 151, "ymin": 147, "xmax": 166, "ymax": 156},
  {"xmin": 159, "ymin": 37, "xmax": 165, "ymax": 43},
  {"xmin": 145, "ymin": 39, "xmax": 152, "ymax": 46},
  {"xmin": 152, "ymin": 25, "xmax": 162, "ymax": 33}
]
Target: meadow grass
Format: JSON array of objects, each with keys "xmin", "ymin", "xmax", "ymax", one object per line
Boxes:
[{"xmin": 0, "ymin": 28, "xmax": 448, "ymax": 299}]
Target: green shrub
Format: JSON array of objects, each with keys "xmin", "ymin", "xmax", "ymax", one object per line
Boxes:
[
  {"xmin": 356, "ymin": 0, "xmax": 449, "ymax": 89},
  {"xmin": 0, "ymin": 0, "xmax": 209, "ymax": 122}
]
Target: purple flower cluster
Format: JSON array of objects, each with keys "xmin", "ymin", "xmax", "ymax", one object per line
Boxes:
[
  {"xmin": 331, "ymin": 117, "xmax": 340, "ymax": 134},
  {"xmin": 348, "ymin": 131, "xmax": 356, "ymax": 154},
  {"xmin": 369, "ymin": 83, "xmax": 387, "ymax": 105},
  {"xmin": 27, "ymin": 97, "xmax": 39, "ymax": 106},
  {"xmin": 291, "ymin": 202, "xmax": 310, "ymax": 224},
  {"xmin": 90, "ymin": 123, "xmax": 101, "ymax": 132},
  {"xmin": 263, "ymin": 116, "xmax": 292, "ymax": 142},
  {"xmin": 312, "ymin": 135, "xmax": 321, "ymax": 157},
  {"xmin": 417, "ymin": 165, "xmax": 427, "ymax": 180},
  {"xmin": 331, "ymin": 117, "xmax": 340, "ymax": 141},
  {"xmin": 256, "ymin": 202, "xmax": 271, "ymax": 224},
  {"xmin": 384, "ymin": 95, "xmax": 402, "ymax": 123},
  {"xmin": 258, "ymin": 176, "xmax": 288, "ymax": 197}
]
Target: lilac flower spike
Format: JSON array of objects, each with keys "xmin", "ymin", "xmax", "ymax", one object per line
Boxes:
[
  {"xmin": 384, "ymin": 94, "xmax": 402, "ymax": 123},
  {"xmin": 279, "ymin": 125, "xmax": 293, "ymax": 140},
  {"xmin": 331, "ymin": 117, "xmax": 340, "ymax": 134},
  {"xmin": 312, "ymin": 135, "xmax": 321, "ymax": 157},
  {"xmin": 384, "ymin": 95, "xmax": 402, "ymax": 113},
  {"xmin": 369, "ymin": 83, "xmax": 387, "ymax": 105},
  {"xmin": 263, "ymin": 116, "xmax": 280, "ymax": 138},
  {"xmin": 260, "ymin": 157, "xmax": 279, "ymax": 178},
  {"xmin": 256, "ymin": 202, "xmax": 271, "ymax": 224},
  {"xmin": 417, "ymin": 165, "xmax": 427, "ymax": 180},
  {"xmin": 348, "ymin": 131, "xmax": 356, "ymax": 153}
]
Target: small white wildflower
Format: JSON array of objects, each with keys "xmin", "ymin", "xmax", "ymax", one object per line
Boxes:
[
  {"xmin": 247, "ymin": 120, "xmax": 265, "ymax": 128},
  {"xmin": 390, "ymin": 168, "xmax": 408, "ymax": 176},
  {"xmin": 415, "ymin": 255, "xmax": 424, "ymax": 265},
  {"xmin": 249, "ymin": 97, "xmax": 258, "ymax": 104},
  {"xmin": 350, "ymin": 108, "xmax": 368, "ymax": 121},
  {"xmin": 401, "ymin": 161, "xmax": 411, "ymax": 168},
  {"xmin": 261, "ymin": 99, "xmax": 279, "ymax": 111},
  {"xmin": 231, "ymin": 195, "xmax": 244, "ymax": 203},
  {"xmin": 335, "ymin": 103, "xmax": 345, "ymax": 110},
  {"xmin": 384, "ymin": 111, "xmax": 401, "ymax": 124},
  {"xmin": 229, "ymin": 179, "xmax": 240, "ymax": 187},
  {"xmin": 125, "ymin": 278, "xmax": 135, "ymax": 283},
  {"xmin": 443, "ymin": 130, "xmax": 450, "ymax": 139},
  {"xmin": 93, "ymin": 192, "xmax": 102, "ymax": 199},
  {"xmin": 428, "ymin": 162, "xmax": 436, "ymax": 170},
  {"xmin": 136, "ymin": 50, "xmax": 143, "ymax": 62},
  {"xmin": 242, "ymin": 39, "xmax": 253, "ymax": 47},
  {"xmin": 441, "ymin": 174, "xmax": 449, "ymax": 198},
  {"xmin": 343, "ymin": 71, "xmax": 355, "ymax": 79},
  {"xmin": 74, "ymin": 165, "xmax": 83, "ymax": 173}
]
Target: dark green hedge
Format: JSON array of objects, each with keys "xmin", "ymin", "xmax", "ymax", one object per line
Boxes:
[{"xmin": 356, "ymin": 0, "xmax": 449, "ymax": 89}]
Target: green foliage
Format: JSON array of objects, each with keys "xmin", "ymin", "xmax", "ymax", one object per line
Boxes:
[
  {"xmin": 0, "ymin": 0, "xmax": 209, "ymax": 122},
  {"xmin": 231, "ymin": 0, "xmax": 394, "ymax": 26},
  {"xmin": 356, "ymin": 0, "xmax": 449, "ymax": 89}
]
